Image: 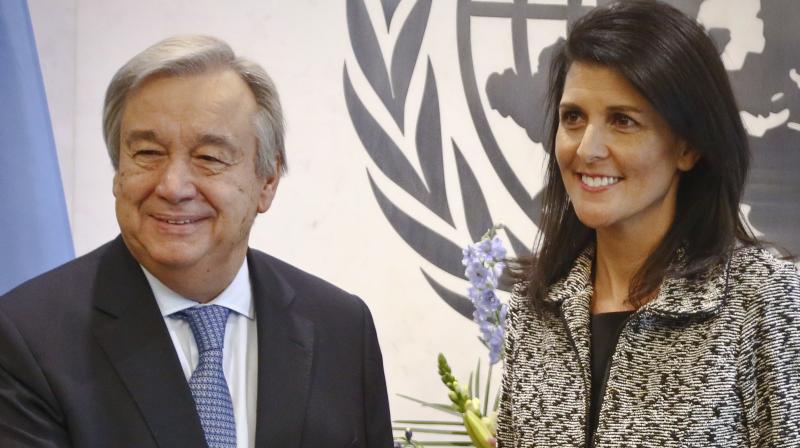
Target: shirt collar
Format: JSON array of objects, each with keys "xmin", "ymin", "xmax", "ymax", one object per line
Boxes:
[{"xmin": 142, "ymin": 260, "xmax": 255, "ymax": 320}]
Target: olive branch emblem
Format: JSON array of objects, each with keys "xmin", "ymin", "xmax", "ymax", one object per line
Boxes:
[{"xmin": 343, "ymin": 0, "xmax": 510, "ymax": 318}]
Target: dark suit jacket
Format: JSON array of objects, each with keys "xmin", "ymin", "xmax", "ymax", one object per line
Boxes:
[{"xmin": 0, "ymin": 237, "xmax": 393, "ymax": 447}]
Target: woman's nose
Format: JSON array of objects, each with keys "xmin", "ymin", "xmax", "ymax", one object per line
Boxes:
[{"xmin": 575, "ymin": 124, "xmax": 609, "ymax": 163}]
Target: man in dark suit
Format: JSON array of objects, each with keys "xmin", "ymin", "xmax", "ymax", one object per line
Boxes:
[{"xmin": 0, "ymin": 35, "xmax": 393, "ymax": 447}]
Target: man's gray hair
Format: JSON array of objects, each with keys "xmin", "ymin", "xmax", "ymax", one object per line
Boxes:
[{"xmin": 103, "ymin": 35, "xmax": 286, "ymax": 178}]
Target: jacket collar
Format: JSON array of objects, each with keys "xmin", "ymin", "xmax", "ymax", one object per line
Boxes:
[
  {"xmin": 542, "ymin": 248, "xmax": 594, "ymax": 308},
  {"xmin": 247, "ymin": 249, "xmax": 314, "ymax": 448},
  {"xmin": 543, "ymin": 245, "xmax": 730, "ymax": 319},
  {"xmin": 92, "ymin": 236, "xmax": 207, "ymax": 448}
]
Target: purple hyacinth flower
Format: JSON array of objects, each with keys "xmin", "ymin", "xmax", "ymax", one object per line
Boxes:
[{"xmin": 462, "ymin": 226, "xmax": 509, "ymax": 364}]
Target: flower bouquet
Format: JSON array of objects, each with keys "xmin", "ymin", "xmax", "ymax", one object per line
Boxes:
[{"xmin": 394, "ymin": 225, "xmax": 508, "ymax": 447}]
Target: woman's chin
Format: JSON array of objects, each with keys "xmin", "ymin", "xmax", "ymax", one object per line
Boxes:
[{"xmin": 574, "ymin": 209, "xmax": 617, "ymax": 230}]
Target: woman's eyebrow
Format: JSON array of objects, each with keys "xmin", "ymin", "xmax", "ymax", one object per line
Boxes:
[
  {"xmin": 607, "ymin": 105, "xmax": 644, "ymax": 114},
  {"xmin": 558, "ymin": 102, "xmax": 582, "ymax": 110}
]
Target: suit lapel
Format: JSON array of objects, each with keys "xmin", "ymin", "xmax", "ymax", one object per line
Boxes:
[
  {"xmin": 249, "ymin": 251, "xmax": 315, "ymax": 448},
  {"xmin": 91, "ymin": 237, "xmax": 206, "ymax": 448}
]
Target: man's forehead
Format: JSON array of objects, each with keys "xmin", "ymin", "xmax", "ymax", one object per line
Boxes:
[
  {"xmin": 122, "ymin": 71, "xmax": 257, "ymax": 124},
  {"xmin": 127, "ymin": 70, "xmax": 255, "ymax": 108},
  {"xmin": 115, "ymin": 68, "xmax": 259, "ymax": 164}
]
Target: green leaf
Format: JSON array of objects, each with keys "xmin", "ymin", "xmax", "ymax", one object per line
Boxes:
[
  {"xmin": 394, "ymin": 420, "xmax": 464, "ymax": 426},
  {"xmin": 397, "ymin": 394, "xmax": 461, "ymax": 416}
]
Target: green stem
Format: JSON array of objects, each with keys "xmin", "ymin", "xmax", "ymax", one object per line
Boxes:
[{"xmin": 483, "ymin": 362, "xmax": 493, "ymax": 417}]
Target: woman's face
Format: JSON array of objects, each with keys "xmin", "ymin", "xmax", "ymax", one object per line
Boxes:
[{"xmin": 555, "ymin": 62, "xmax": 697, "ymax": 235}]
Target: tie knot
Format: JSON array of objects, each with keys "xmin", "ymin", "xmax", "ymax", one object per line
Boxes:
[{"xmin": 175, "ymin": 305, "xmax": 231, "ymax": 353}]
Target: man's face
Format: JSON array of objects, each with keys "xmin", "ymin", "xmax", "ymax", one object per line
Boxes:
[{"xmin": 114, "ymin": 70, "xmax": 278, "ymax": 281}]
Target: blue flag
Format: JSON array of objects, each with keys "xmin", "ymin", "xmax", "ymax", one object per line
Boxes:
[{"xmin": 0, "ymin": 0, "xmax": 74, "ymax": 294}]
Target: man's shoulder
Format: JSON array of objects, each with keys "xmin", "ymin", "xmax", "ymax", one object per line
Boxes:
[
  {"xmin": 0, "ymin": 240, "xmax": 116, "ymax": 314},
  {"xmin": 247, "ymin": 248, "xmax": 366, "ymax": 314}
]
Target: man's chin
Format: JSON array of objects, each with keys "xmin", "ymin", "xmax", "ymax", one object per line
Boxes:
[
  {"xmin": 147, "ymin": 253, "xmax": 203, "ymax": 270},
  {"xmin": 126, "ymin": 237, "xmax": 208, "ymax": 271}
]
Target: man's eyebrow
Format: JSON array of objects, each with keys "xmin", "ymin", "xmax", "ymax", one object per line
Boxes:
[
  {"xmin": 123, "ymin": 131, "xmax": 239, "ymax": 151},
  {"xmin": 195, "ymin": 133, "xmax": 238, "ymax": 151},
  {"xmin": 124, "ymin": 130, "xmax": 159, "ymax": 147}
]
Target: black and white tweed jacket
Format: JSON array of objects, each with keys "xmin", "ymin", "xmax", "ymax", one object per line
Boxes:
[{"xmin": 496, "ymin": 246, "xmax": 800, "ymax": 447}]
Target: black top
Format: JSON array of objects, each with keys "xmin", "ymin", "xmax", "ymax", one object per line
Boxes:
[{"xmin": 587, "ymin": 311, "xmax": 633, "ymax": 446}]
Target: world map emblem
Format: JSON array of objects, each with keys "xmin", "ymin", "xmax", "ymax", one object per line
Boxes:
[{"xmin": 344, "ymin": 0, "xmax": 800, "ymax": 319}]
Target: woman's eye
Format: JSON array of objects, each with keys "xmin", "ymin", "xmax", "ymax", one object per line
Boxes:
[
  {"xmin": 612, "ymin": 113, "xmax": 637, "ymax": 128},
  {"xmin": 561, "ymin": 110, "xmax": 583, "ymax": 125}
]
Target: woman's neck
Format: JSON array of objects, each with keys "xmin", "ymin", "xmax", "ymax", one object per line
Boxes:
[{"xmin": 592, "ymin": 223, "xmax": 668, "ymax": 314}]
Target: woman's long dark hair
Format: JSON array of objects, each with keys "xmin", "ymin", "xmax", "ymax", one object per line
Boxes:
[{"xmin": 519, "ymin": 0, "xmax": 757, "ymax": 308}]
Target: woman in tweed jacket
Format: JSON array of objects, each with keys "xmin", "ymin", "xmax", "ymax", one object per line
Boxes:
[{"xmin": 496, "ymin": 1, "xmax": 800, "ymax": 447}]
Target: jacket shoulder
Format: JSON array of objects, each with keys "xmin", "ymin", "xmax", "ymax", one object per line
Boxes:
[
  {"xmin": 0, "ymin": 241, "xmax": 113, "ymax": 313},
  {"xmin": 725, "ymin": 245, "xmax": 799, "ymax": 311},
  {"xmin": 728, "ymin": 245, "xmax": 798, "ymax": 288},
  {"xmin": 247, "ymin": 249, "xmax": 367, "ymax": 314}
]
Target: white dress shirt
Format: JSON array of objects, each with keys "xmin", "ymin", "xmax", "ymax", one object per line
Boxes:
[{"xmin": 142, "ymin": 262, "xmax": 258, "ymax": 448}]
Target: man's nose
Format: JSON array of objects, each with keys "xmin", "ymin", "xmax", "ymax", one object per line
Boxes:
[
  {"xmin": 575, "ymin": 124, "xmax": 609, "ymax": 163},
  {"xmin": 154, "ymin": 157, "xmax": 197, "ymax": 203}
]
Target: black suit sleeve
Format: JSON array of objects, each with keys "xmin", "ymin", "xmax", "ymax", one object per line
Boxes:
[
  {"xmin": 359, "ymin": 301, "xmax": 393, "ymax": 447},
  {"xmin": 0, "ymin": 308, "xmax": 71, "ymax": 448}
]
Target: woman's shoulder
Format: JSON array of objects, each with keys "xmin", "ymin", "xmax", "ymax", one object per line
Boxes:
[
  {"xmin": 728, "ymin": 244, "xmax": 798, "ymax": 282},
  {"xmin": 726, "ymin": 244, "xmax": 799, "ymax": 307}
]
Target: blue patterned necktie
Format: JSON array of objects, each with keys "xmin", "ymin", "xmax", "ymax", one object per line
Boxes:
[{"xmin": 175, "ymin": 305, "xmax": 237, "ymax": 448}]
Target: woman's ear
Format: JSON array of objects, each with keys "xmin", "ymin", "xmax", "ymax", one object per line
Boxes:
[{"xmin": 677, "ymin": 141, "xmax": 700, "ymax": 172}]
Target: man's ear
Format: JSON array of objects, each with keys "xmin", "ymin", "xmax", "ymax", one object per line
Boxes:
[
  {"xmin": 112, "ymin": 171, "xmax": 120, "ymax": 198},
  {"xmin": 677, "ymin": 141, "xmax": 700, "ymax": 172},
  {"xmin": 257, "ymin": 160, "xmax": 281, "ymax": 214}
]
